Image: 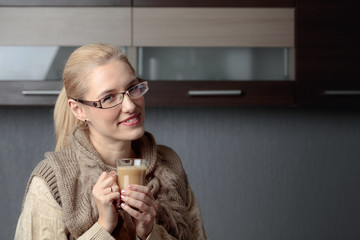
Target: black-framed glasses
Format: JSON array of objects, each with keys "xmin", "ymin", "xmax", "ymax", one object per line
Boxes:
[{"xmin": 73, "ymin": 81, "xmax": 149, "ymax": 109}]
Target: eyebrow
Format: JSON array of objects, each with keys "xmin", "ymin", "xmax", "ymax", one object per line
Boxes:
[{"xmin": 96, "ymin": 78, "xmax": 139, "ymax": 100}]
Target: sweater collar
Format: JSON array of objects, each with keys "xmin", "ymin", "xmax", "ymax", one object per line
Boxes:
[{"xmin": 71, "ymin": 128, "xmax": 157, "ymax": 175}]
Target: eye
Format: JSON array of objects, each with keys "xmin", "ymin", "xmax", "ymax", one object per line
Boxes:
[
  {"xmin": 102, "ymin": 94, "xmax": 115, "ymax": 103},
  {"xmin": 129, "ymin": 83, "xmax": 139, "ymax": 90},
  {"xmin": 129, "ymin": 83, "xmax": 142, "ymax": 93}
]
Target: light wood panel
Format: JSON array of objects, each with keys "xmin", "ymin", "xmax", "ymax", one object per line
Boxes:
[
  {"xmin": 0, "ymin": 0, "xmax": 130, "ymax": 6},
  {"xmin": 133, "ymin": 8, "xmax": 294, "ymax": 47},
  {"xmin": 0, "ymin": 7, "xmax": 131, "ymax": 46},
  {"xmin": 132, "ymin": 0, "xmax": 295, "ymax": 7}
]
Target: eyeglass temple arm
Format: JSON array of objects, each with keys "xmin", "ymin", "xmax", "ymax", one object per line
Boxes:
[{"xmin": 73, "ymin": 98, "xmax": 103, "ymax": 108}]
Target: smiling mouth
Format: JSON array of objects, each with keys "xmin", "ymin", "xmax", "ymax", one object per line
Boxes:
[{"xmin": 119, "ymin": 114, "xmax": 141, "ymax": 126}]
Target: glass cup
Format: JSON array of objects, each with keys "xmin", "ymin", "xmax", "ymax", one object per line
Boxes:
[{"xmin": 116, "ymin": 158, "xmax": 148, "ymax": 191}]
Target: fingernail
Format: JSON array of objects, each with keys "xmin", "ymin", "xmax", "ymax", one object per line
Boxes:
[
  {"xmin": 121, "ymin": 203, "xmax": 126, "ymax": 208},
  {"xmin": 128, "ymin": 185, "xmax": 133, "ymax": 189},
  {"xmin": 121, "ymin": 189, "xmax": 126, "ymax": 195},
  {"xmin": 121, "ymin": 195, "xmax": 125, "ymax": 200}
]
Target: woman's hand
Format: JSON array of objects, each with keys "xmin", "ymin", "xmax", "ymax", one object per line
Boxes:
[
  {"xmin": 92, "ymin": 171, "xmax": 120, "ymax": 233},
  {"xmin": 120, "ymin": 184, "xmax": 158, "ymax": 240}
]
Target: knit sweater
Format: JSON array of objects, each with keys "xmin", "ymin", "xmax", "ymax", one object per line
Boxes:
[{"xmin": 16, "ymin": 128, "xmax": 207, "ymax": 239}]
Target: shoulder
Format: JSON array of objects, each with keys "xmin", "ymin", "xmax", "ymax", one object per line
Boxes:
[
  {"xmin": 32, "ymin": 146, "xmax": 78, "ymax": 178},
  {"xmin": 41, "ymin": 146, "xmax": 81, "ymax": 176},
  {"xmin": 157, "ymin": 145, "xmax": 180, "ymax": 160},
  {"xmin": 27, "ymin": 176, "xmax": 62, "ymax": 209},
  {"xmin": 44, "ymin": 146, "xmax": 77, "ymax": 165},
  {"xmin": 157, "ymin": 145, "xmax": 185, "ymax": 172},
  {"xmin": 28, "ymin": 147, "xmax": 78, "ymax": 206},
  {"xmin": 31, "ymin": 147, "xmax": 78, "ymax": 181}
]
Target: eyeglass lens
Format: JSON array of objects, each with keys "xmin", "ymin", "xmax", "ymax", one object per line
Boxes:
[{"xmin": 101, "ymin": 82, "xmax": 148, "ymax": 108}]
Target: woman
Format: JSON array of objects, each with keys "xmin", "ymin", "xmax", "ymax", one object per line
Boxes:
[{"xmin": 15, "ymin": 43, "xmax": 207, "ymax": 239}]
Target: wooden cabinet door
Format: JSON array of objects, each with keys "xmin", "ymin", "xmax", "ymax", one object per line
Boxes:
[
  {"xmin": 133, "ymin": 8, "xmax": 294, "ymax": 47},
  {"xmin": 296, "ymin": 1, "xmax": 360, "ymax": 107},
  {"xmin": 133, "ymin": 0, "xmax": 294, "ymax": 7},
  {"xmin": 133, "ymin": 6, "xmax": 295, "ymax": 106},
  {"xmin": 0, "ymin": 0, "xmax": 130, "ymax": 6},
  {"xmin": 0, "ymin": 7, "xmax": 131, "ymax": 46}
]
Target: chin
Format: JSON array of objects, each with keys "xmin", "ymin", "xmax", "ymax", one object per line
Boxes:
[{"xmin": 132, "ymin": 128, "xmax": 145, "ymax": 140}]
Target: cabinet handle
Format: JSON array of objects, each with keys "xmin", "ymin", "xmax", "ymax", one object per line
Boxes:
[
  {"xmin": 22, "ymin": 90, "xmax": 61, "ymax": 96},
  {"xmin": 188, "ymin": 90, "xmax": 242, "ymax": 96},
  {"xmin": 323, "ymin": 90, "xmax": 360, "ymax": 96}
]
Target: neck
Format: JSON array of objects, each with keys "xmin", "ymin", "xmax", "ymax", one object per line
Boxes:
[{"xmin": 88, "ymin": 131, "xmax": 135, "ymax": 168}]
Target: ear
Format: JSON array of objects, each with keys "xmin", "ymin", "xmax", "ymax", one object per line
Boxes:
[{"xmin": 68, "ymin": 99, "xmax": 88, "ymax": 122}]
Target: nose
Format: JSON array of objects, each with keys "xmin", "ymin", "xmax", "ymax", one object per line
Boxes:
[{"xmin": 121, "ymin": 93, "xmax": 136, "ymax": 113}]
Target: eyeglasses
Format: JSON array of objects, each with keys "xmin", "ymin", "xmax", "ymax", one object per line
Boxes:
[{"xmin": 73, "ymin": 81, "xmax": 149, "ymax": 109}]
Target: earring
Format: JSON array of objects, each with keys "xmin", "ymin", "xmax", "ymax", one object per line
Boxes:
[{"xmin": 84, "ymin": 120, "xmax": 88, "ymax": 127}]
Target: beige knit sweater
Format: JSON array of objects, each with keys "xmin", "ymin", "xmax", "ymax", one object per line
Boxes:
[{"xmin": 15, "ymin": 128, "xmax": 207, "ymax": 239}]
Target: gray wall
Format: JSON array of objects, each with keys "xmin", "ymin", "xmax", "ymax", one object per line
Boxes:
[{"xmin": 1, "ymin": 106, "xmax": 360, "ymax": 239}]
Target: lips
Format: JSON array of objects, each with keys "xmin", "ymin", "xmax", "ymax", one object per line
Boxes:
[{"xmin": 119, "ymin": 113, "xmax": 141, "ymax": 126}]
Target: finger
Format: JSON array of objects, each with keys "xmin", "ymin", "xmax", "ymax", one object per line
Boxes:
[
  {"xmin": 109, "ymin": 192, "xmax": 121, "ymax": 201},
  {"xmin": 104, "ymin": 184, "xmax": 119, "ymax": 196},
  {"xmin": 97, "ymin": 172, "xmax": 115, "ymax": 186},
  {"xmin": 96, "ymin": 191, "xmax": 120, "ymax": 205},
  {"xmin": 100, "ymin": 174, "xmax": 117, "ymax": 189},
  {"xmin": 128, "ymin": 185, "xmax": 155, "ymax": 200},
  {"xmin": 93, "ymin": 172, "xmax": 110, "ymax": 193},
  {"xmin": 121, "ymin": 195, "xmax": 153, "ymax": 214},
  {"xmin": 111, "ymin": 184, "xmax": 120, "ymax": 193},
  {"xmin": 122, "ymin": 189, "xmax": 151, "ymax": 205},
  {"xmin": 97, "ymin": 171, "xmax": 109, "ymax": 183},
  {"xmin": 122, "ymin": 189, "xmax": 157, "ymax": 213},
  {"xmin": 106, "ymin": 183, "xmax": 121, "ymax": 195},
  {"xmin": 108, "ymin": 171, "xmax": 118, "ymax": 178},
  {"xmin": 105, "ymin": 186, "xmax": 114, "ymax": 195},
  {"xmin": 125, "ymin": 187, "xmax": 155, "ymax": 208},
  {"xmin": 121, "ymin": 203, "xmax": 144, "ymax": 219}
]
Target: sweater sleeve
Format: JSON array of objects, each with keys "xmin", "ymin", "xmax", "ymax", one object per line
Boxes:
[
  {"xmin": 15, "ymin": 176, "xmax": 115, "ymax": 240},
  {"xmin": 14, "ymin": 176, "xmax": 69, "ymax": 240}
]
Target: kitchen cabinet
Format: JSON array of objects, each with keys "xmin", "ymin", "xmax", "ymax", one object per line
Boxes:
[
  {"xmin": 145, "ymin": 81, "xmax": 294, "ymax": 107},
  {"xmin": 132, "ymin": 0, "xmax": 294, "ymax": 7},
  {"xmin": 0, "ymin": 81, "xmax": 62, "ymax": 106},
  {"xmin": 133, "ymin": 7, "xmax": 295, "ymax": 106},
  {"xmin": 296, "ymin": 1, "xmax": 360, "ymax": 107},
  {"xmin": 138, "ymin": 46, "xmax": 295, "ymax": 107},
  {"xmin": 0, "ymin": 0, "xmax": 130, "ymax": 6},
  {"xmin": 133, "ymin": 8, "xmax": 294, "ymax": 47},
  {"xmin": 0, "ymin": 7, "xmax": 131, "ymax": 46},
  {"xmin": 0, "ymin": 3, "xmax": 295, "ymax": 107},
  {"xmin": 0, "ymin": 7, "xmax": 131, "ymax": 106}
]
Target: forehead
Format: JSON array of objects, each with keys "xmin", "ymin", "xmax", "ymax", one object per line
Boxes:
[{"xmin": 86, "ymin": 60, "xmax": 135, "ymax": 99}]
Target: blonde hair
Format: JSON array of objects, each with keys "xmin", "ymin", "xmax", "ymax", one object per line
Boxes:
[{"xmin": 54, "ymin": 43, "xmax": 134, "ymax": 151}]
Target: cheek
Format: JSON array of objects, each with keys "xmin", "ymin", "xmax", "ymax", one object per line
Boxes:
[
  {"xmin": 89, "ymin": 109, "xmax": 118, "ymax": 124},
  {"xmin": 135, "ymin": 97, "xmax": 145, "ymax": 110}
]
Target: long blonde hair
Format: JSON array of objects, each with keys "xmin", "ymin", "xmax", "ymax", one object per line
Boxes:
[{"xmin": 54, "ymin": 43, "xmax": 134, "ymax": 151}]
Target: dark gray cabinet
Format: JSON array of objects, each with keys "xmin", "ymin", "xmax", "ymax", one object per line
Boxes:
[
  {"xmin": 0, "ymin": 81, "xmax": 62, "ymax": 106},
  {"xmin": 296, "ymin": 1, "xmax": 360, "ymax": 107}
]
